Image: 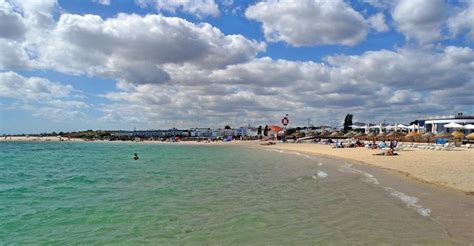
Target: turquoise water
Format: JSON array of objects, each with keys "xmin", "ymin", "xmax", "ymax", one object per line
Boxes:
[{"xmin": 0, "ymin": 142, "xmax": 458, "ymax": 244}]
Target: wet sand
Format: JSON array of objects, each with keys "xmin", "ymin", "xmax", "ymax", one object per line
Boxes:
[{"xmin": 264, "ymin": 143, "xmax": 474, "ymax": 194}]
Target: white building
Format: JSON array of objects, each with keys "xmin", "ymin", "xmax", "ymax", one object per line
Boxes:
[{"xmin": 423, "ymin": 114, "xmax": 474, "ymax": 134}]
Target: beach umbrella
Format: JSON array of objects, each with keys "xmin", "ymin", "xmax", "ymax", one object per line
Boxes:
[
  {"xmin": 405, "ymin": 131, "xmax": 422, "ymax": 142},
  {"xmin": 466, "ymin": 133, "xmax": 474, "ymax": 140},
  {"xmin": 421, "ymin": 132, "xmax": 434, "ymax": 139},
  {"xmin": 421, "ymin": 132, "xmax": 435, "ymax": 143},
  {"xmin": 329, "ymin": 131, "xmax": 343, "ymax": 138},
  {"xmin": 366, "ymin": 132, "xmax": 377, "ymax": 140},
  {"xmin": 376, "ymin": 132, "xmax": 387, "ymax": 140},
  {"xmin": 443, "ymin": 122, "xmax": 465, "ymax": 129},
  {"xmin": 451, "ymin": 131, "xmax": 464, "ymax": 139},
  {"xmin": 386, "ymin": 131, "xmax": 405, "ymax": 140},
  {"xmin": 463, "ymin": 124, "xmax": 474, "ymax": 130},
  {"xmin": 343, "ymin": 132, "xmax": 355, "ymax": 138},
  {"xmin": 435, "ymin": 132, "xmax": 452, "ymax": 139},
  {"xmin": 451, "ymin": 131, "xmax": 464, "ymax": 146},
  {"xmin": 396, "ymin": 124, "xmax": 408, "ymax": 129},
  {"xmin": 318, "ymin": 130, "xmax": 329, "ymax": 137},
  {"xmin": 354, "ymin": 132, "xmax": 366, "ymax": 139},
  {"xmin": 384, "ymin": 125, "xmax": 396, "ymax": 130}
]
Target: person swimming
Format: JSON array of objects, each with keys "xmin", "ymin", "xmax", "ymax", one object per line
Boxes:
[{"xmin": 133, "ymin": 153, "xmax": 139, "ymax": 160}]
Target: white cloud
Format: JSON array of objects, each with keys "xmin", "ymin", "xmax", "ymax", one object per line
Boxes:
[
  {"xmin": 136, "ymin": 0, "xmax": 219, "ymax": 18},
  {"xmin": 392, "ymin": 0, "xmax": 446, "ymax": 43},
  {"xmin": 0, "ymin": 71, "xmax": 89, "ymax": 122},
  {"xmin": 447, "ymin": 1, "xmax": 474, "ymax": 41},
  {"xmin": 0, "ymin": 71, "xmax": 74, "ymax": 100},
  {"xmin": 96, "ymin": 46, "xmax": 474, "ymax": 128},
  {"xmin": 0, "ymin": 0, "xmax": 27, "ymax": 39},
  {"xmin": 368, "ymin": 13, "xmax": 389, "ymax": 32},
  {"xmin": 37, "ymin": 13, "xmax": 265, "ymax": 84},
  {"xmin": 93, "ymin": 0, "xmax": 111, "ymax": 5},
  {"xmin": 245, "ymin": 0, "xmax": 368, "ymax": 46}
]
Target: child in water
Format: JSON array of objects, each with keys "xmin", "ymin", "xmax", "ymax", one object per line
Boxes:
[{"xmin": 133, "ymin": 153, "xmax": 139, "ymax": 160}]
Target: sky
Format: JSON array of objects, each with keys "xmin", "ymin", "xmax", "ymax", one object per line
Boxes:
[{"xmin": 0, "ymin": 0, "xmax": 473, "ymax": 134}]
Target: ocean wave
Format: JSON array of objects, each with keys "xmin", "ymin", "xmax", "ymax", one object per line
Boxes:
[
  {"xmin": 384, "ymin": 187, "xmax": 431, "ymax": 217},
  {"xmin": 337, "ymin": 166, "xmax": 379, "ymax": 185}
]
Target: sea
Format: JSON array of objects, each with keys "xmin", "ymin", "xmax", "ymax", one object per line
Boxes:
[{"xmin": 0, "ymin": 141, "xmax": 473, "ymax": 245}]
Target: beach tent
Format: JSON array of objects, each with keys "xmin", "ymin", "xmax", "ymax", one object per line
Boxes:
[{"xmin": 443, "ymin": 122, "xmax": 464, "ymax": 129}]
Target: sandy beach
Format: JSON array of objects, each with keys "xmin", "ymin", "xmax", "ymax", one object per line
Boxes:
[{"xmin": 264, "ymin": 143, "xmax": 474, "ymax": 194}]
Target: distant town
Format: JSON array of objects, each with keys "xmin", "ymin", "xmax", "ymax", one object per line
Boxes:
[{"xmin": 3, "ymin": 113, "xmax": 473, "ymax": 142}]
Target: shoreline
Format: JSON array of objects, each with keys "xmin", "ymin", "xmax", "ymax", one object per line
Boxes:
[
  {"xmin": 263, "ymin": 143, "xmax": 474, "ymax": 195},
  {"xmin": 2, "ymin": 137, "xmax": 474, "ymax": 194}
]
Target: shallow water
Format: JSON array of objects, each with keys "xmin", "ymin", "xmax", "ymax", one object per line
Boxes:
[{"xmin": 0, "ymin": 142, "xmax": 472, "ymax": 244}]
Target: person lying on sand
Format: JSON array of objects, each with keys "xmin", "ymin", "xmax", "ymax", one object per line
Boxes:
[{"xmin": 373, "ymin": 148, "xmax": 398, "ymax": 156}]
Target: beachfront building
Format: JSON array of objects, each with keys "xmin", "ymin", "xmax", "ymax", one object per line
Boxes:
[
  {"xmin": 234, "ymin": 127, "xmax": 258, "ymax": 138},
  {"xmin": 422, "ymin": 114, "xmax": 474, "ymax": 134},
  {"xmin": 190, "ymin": 128, "xmax": 213, "ymax": 138},
  {"xmin": 111, "ymin": 129, "xmax": 189, "ymax": 139}
]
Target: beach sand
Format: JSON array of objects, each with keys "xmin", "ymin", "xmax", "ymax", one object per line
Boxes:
[{"xmin": 264, "ymin": 143, "xmax": 474, "ymax": 194}]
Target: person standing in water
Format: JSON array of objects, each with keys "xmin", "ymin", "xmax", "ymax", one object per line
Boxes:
[{"xmin": 133, "ymin": 153, "xmax": 139, "ymax": 160}]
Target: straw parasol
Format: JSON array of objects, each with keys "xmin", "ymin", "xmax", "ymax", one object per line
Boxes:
[
  {"xmin": 376, "ymin": 132, "xmax": 387, "ymax": 140},
  {"xmin": 319, "ymin": 130, "xmax": 330, "ymax": 137},
  {"xmin": 386, "ymin": 131, "xmax": 406, "ymax": 140},
  {"xmin": 451, "ymin": 131, "xmax": 464, "ymax": 139},
  {"xmin": 466, "ymin": 132, "xmax": 474, "ymax": 140},
  {"xmin": 354, "ymin": 132, "xmax": 367, "ymax": 139},
  {"xmin": 343, "ymin": 132, "xmax": 355, "ymax": 138},
  {"xmin": 329, "ymin": 131, "xmax": 343, "ymax": 138},
  {"xmin": 405, "ymin": 131, "xmax": 422, "ymax": 142},
  {"xmin": 421, "ymin": 132, "xmax": 435, "ymax": 143},
  {"xmin": 435, "ymin": 132, "xmax": 452, "ymax": 139},
  {"xmin": 366, "ymin": 132, "xmax": 376, "ymax": 137}
]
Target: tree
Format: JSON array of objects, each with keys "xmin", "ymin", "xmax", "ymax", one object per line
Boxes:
[
  {"xmin": 257, "ymin": 125, "xmax": 262, "ymax": 136},
  {"xmin": 343, "ymin": 114, "xmax": 353, "ymax": 133},
  {"xmin": 285, "ymin": 128, "xmax": 296, "ymax": 136},
  {"xmin": 224, "ymin": 125, "xmax": 231, "ymax": 130},
  {"xmin": 264, "ymin": 125, "xmax": 269, "ymax": 136}
]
